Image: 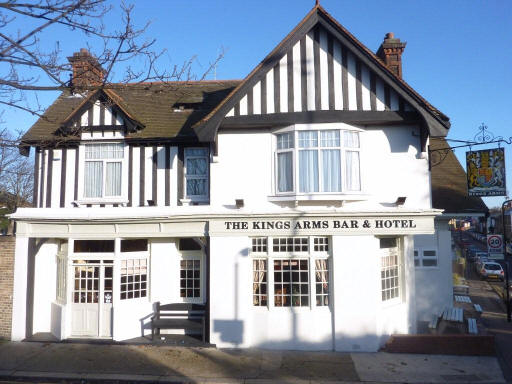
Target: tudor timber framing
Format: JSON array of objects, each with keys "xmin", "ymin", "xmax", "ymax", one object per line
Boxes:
[
  {"xmin": 193, "ymin": 6, "xmax": 450, "ymax": 143},
  {"xmin": 220, "ymin": 110, "xmax": 420, "ymax": 129}
]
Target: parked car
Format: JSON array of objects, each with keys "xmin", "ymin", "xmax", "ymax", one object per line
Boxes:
[
  {"xmin": 477, "ymin": 261, "xmax": 504, "ymax": 281},
  {"xmin": 469, "ymin": 251, "xmax": 488, "ymax": 263}
]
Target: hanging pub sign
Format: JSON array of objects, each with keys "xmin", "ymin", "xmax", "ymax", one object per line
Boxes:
[{"xmin": 466, "ymin": 148, "xmax": 506, "ymax": 196}]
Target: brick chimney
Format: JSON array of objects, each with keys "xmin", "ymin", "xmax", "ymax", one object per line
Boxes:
[
  {"xmin": 67, "ymin": 48, "xmax": 105, "ymax": 88},
  {"xmin": 376, "ymin": 33, "xmax": 406, "ymax": 78}
]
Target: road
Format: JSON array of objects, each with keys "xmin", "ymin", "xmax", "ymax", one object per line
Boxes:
[{"xmin": 459, "ymin": 232, "xmax": 512, "ymax": 383}]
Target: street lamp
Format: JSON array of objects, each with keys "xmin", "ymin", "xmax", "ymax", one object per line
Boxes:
[{"xmin": 502, "ymin": 199, "xmax": 512, "ymax": 322}]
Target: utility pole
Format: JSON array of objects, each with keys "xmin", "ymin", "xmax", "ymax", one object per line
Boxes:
[{"xmin": 502, "ymin": 199, "xmax": 511, "ymax": 322}]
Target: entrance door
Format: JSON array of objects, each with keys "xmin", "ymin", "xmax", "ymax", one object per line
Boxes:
[{"xmin": 71, "ymin": 260, "xmax": 113, "ymax": 337}]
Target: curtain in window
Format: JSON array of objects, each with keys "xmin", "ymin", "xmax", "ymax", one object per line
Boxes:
[
  {"xmin": 105, "ymin": 162, "xmax": 121, "ymax": 196},
  {"xmin": 85, "ymin": 143, "xmax": 123, "ymax": 159},
  {"xmin": 345, "ymin": 151, "xmax": 360, "ymax": 191},
  {"xmin": 186, "ymin": 179, "xmax": 207, "ymax": 196},
  {"xmin": 320, "ymin": 130, "xmax": 340, "ymax": 147},
  {"xmin": 298, "ymin": 131, "xmax": 318, "ymax": 148},
  {"xmin": 84, "ymin": 161, "xmax": 103, "ymax": 197},
  {"xmin": 186, "ymin": 157, "xmax": 207, "ymax": 176},
  {"xmin": 344, "ymin": 131, "xmax": 360, "ymax": 148},
  {"xmin": 322, "ymin": 149, "xmax": 341, "ymax": 192},
  {"xmin": 299, "ymin": 150, "xmax": 319, "ymax": 192},
  {"xmin": 315, "ymin": 259, "xmax": 329, "ymax": 288},
  {"xmin": 277, "ymin": 152, "xmax": 293, "ymax": 192}
]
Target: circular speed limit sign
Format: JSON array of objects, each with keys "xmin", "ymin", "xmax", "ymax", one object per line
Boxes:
[{"xmin": 487, "ymin": 235, "xmax": 503, "ymax": 250}]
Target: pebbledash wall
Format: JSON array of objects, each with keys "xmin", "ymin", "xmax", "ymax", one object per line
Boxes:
[{"xmin": 0, "ymin": 236, "xmax": 15, "ymax": 339}]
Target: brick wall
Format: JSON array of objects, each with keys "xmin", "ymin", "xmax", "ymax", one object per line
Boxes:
[{"xmin": 0, "ymin": 236, "xmax": 15, "ymax": 339}]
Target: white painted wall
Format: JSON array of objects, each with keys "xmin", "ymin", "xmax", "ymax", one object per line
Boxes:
[
  {"xmin": 11, "ymin": 236, "xmax": 29, "ymax": 341},
  {"xmin": 414, "ymin": 219, "xmax": 453, "ymax": 321},
  {"xmin": 212, "ymin": 123, "xmax": 430, "ymax": 211},
  {"xmin": 32, "ymin": 241, "xmax": 58, "ymax": 334}
]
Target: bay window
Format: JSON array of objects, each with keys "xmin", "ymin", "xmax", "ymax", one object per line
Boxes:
[
  {"xmin": 83, "ymin": 143, "xmax": 124, "ymax": 198},
  {"xmin": 251, "ymin": 236, "xmax": 330, "ymax": 308},
  {"xmin": 275, "ymin": 129, "xmax": 361, "ymax": 195}
]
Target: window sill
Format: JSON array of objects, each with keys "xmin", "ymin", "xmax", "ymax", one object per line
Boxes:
[
  {"xmin": 268, "ymin": 193, "xmax": 369, "ymax": 203},
  {"xmin": 76, "ymin": 198, "xmax": 128, "ymax": 206}
]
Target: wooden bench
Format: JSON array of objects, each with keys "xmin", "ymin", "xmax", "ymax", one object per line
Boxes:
[
  {"xmin": 467, "ymin": 318, "xmax": 478, "ymax": 334},
  {"xmin": 151, "ymin": 302, "xmax": 206, "ymax": 342},
  {"xmin": 442, "ymin": 307, "xmax": 464, "ymax": 323},
  {"xmin": 455, "ymin": 295, "xmax": 472, "ymax": 303}
]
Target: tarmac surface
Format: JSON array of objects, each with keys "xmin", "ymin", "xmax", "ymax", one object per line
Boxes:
[{"xmin": 0, "ymin": 340, "xmax": 506, "ymax": 383}]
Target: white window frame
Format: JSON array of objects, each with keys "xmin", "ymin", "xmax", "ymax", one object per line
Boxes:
[
  {"xmin": 77, "ymin": 142, "xmax": 129, "ymax": 204},
  {"xmin": 184, "ymin": 147, "xmax": 209, "ymax": 203},
  {"xmin": 250, "ymin": 236, "xmax": 331, "ymax": 310},
  {"xmin": 379, "ymin": 237, "xmax": 403, "ymax": 305},
  {"xmin": 179, "ymin": 253, "xmax": 203, "ymax": 303},
  {"xmin": 414, "ymin": 248, "xmax": 438, "ymax": 268},
  {"xmin": 118, "ymin": 239, "xmax": 149, "ymax": 302},
  {"xmin": 272, "ymin": 124, "xmax": 363, "ymax": 198}
]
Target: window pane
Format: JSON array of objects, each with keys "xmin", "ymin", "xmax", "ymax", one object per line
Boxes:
[
  {"xmin": 345, "ymin": 151, "xmax": 360, "ymax": 191},
  {"xmin": 186, "ymin": 158, "xmax": 207, "ymax": 176},
  {"xmin": 277, "ymin": 152, "xmax": 293, "ymax": 192},
  {"xmin": 121, "ymin": 239, "xmax": 148, "ymax": 252},
  {"xmin": 298, "ymin": 131, "xmax": 318, "ymax": 148},
  {"xmin": 74, "ymin": 240, "xmax": 114, "ymax": 253},
  {"xmin": 105, "ymin": 162, "xmax": 121, "ymax": 196},
  {"xmin": 277, "ymin": 132, "xmax": 294, "ymax": 150},
  {"xmin": 186, "ymin": 179, "xmax": 207, "ymax": 196},
  {"xmin": 344, "ymin": 131, "xmax": 360, "ymax": 148},
  {"xmin": 322, "ymin": 149, "xmax": 341, "ymax": 192},
  {"xmin": 422, "ymin": 259, "xmax": 437, "ymax": 267},
  {"xmin": 423, "ymin": 250, "xmax": 437, "ymax": 257},
  {"xmin": 85, "ymin": 143, "xmax": 123, "ymax": 159},
  {"xmin": 84, "ymin": 161, "xmax": 103, "ymax": 197},
  {"xmin": 320, "ymin": 130, "xmax": 340, "ymax": 147},
  {"xmin": 299, "ymin": 150, "xmax": 319, "ymax": 192},
  {"xmin": 185, "ymin": 148, "xmax": 208, "ymax": 157}
]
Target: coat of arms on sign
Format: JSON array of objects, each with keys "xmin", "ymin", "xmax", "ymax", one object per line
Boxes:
[{"xmin": 466, "ymin": 148, "xmax": 506, "ymax": 196}]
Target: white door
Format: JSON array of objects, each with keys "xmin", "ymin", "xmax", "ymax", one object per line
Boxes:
[{"xmin": 71, "ymin": 261, "xmax": 113, "ymax": 337}]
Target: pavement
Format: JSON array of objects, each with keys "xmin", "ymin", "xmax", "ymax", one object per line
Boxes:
[{"xmin": 0, "ymin": 340, "xmax": 506, "ymax": 383}]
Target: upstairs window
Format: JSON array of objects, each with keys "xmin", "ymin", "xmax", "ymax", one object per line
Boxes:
[
  {"xmin": 184, "ymin": 148, "xmax": 209, "ymax": 201},
  {"xmin": 275, "ymin": 129, "xmax": 360, "ymax": 194},
  {"xmin": 84, "ymin": 143, "xmax": 124, "ymax": 198}
]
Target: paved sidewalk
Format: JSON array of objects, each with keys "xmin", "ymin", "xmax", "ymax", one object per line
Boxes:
[{"xmin": 0, "ymin": 341, "xmax": 505, "ymax": 383}]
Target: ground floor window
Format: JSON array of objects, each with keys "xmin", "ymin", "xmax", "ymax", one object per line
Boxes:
[
  {"xmin": 120, "ymin": 259, "xmax": 147, "ymax": 300},
  {"xmin": 251, "ymin": 236, "xmax": 330, "ymax": 308},
  {"xmin": 180, "ymin": 259, "xmax": 201, "ymax": 298},
  {"xmin": 414, "ymin": 248, "xmax": 438, "ymax": 268},
  {"xmin": 380, "ymin": 237, "xmax": 402, "ymax": 302}
]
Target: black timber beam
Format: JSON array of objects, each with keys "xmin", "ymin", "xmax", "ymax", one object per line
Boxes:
[{"xmin": 220, "ymin": 111, "xmax": 421, "ymax": 129}]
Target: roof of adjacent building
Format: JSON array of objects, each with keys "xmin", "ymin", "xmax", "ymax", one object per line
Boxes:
[
  {"xmin": 21, "ymin": 81, "xmax": 240, "ymax": 144},
  {"xmin": 430, "ymin": 137, "xmax": 488, "ymax": 215}
]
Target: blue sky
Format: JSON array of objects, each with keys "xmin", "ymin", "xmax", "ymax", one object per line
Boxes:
[{"xmin": 5, "ymin": 0, "xmax": 512, "ymax": 208}]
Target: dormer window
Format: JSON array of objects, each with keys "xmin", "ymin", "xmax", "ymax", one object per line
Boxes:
[
  {"xmin": 82, "ymin": 143, "xmax": 126, "ymax": 200},
  {"xmin": 275, "ymin": 128, "xmax": 361, "ymax": 196}
]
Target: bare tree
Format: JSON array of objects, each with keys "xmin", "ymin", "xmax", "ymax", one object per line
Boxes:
[{"xmin": 0, "ymin": 0, "xmax": 223, "ymax": 132}]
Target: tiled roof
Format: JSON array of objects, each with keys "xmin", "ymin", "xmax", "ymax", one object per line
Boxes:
[
  {"xmin": 430, "ymin": 137, "xmax": 488, "ymax": 214},
  {"xmin": 21, "ymin": 81, "xmax": 240, "ymax": 144}
]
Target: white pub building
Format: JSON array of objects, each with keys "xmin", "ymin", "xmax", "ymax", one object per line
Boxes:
[{"xmin": 9, "ymin": 5, "xmax": 481, "ymax": 351}]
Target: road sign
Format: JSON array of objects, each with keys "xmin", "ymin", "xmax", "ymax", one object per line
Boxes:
[{"xmin": 487, "ymin": 234, "xmax": 504, "ymax": 254}]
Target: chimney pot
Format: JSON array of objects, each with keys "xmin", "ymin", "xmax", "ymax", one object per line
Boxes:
[{"xmin": 376, "ymin": 33, "xmax": 406, "ymax": 78}]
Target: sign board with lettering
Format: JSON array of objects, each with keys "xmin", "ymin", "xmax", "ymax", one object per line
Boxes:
[
  {"xmin": 209, "ymin": 215, "xmax": 436, "ymax": 236},
  {"xmin": 487, "ymin": 235, "xmax": 504, "ymax": 259}
]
